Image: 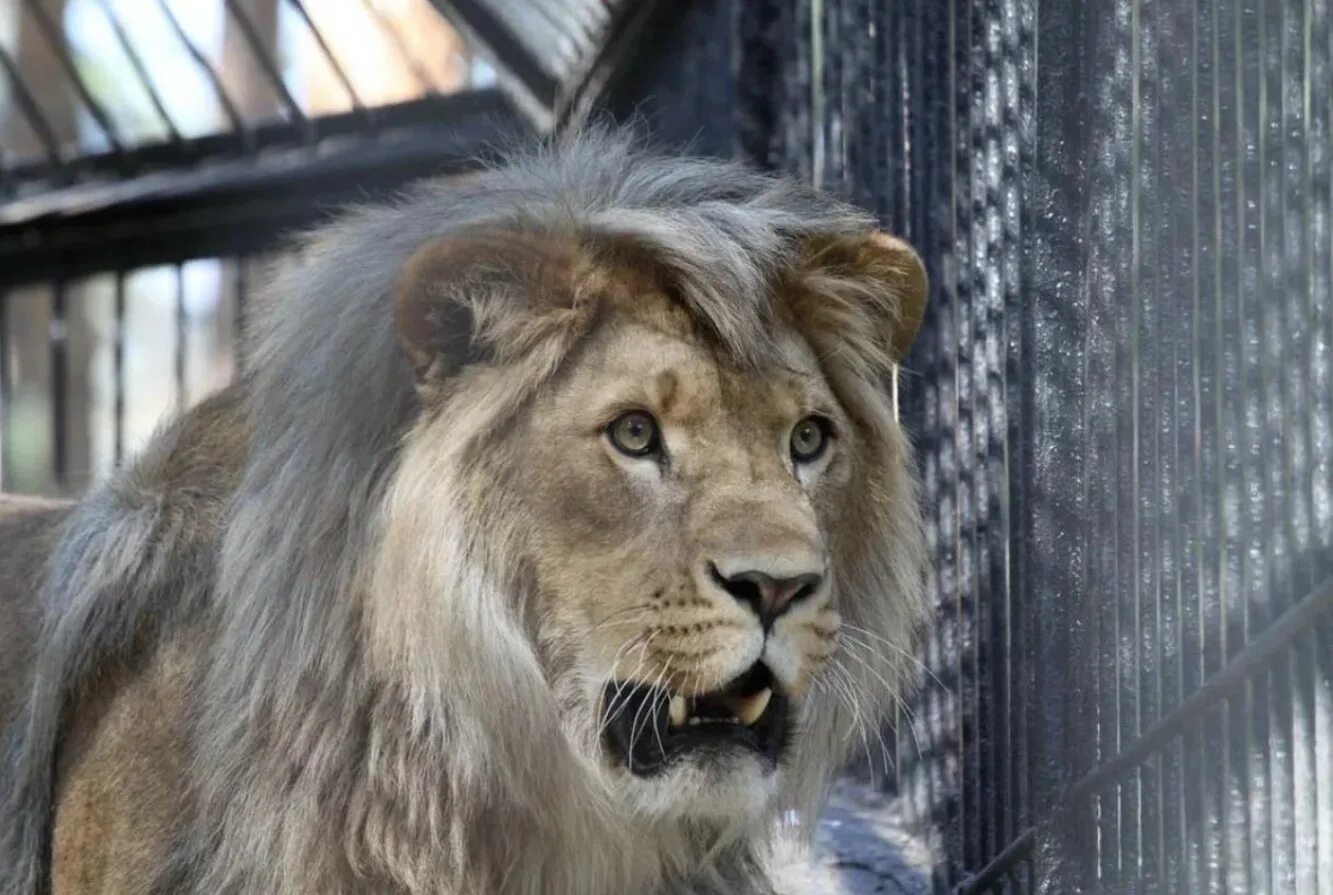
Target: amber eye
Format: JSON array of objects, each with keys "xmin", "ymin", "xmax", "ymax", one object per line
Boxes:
[
  {"xmin": 608, "ymin": 410, "xmax": 661, "ymax": 458},
  {"xmin": 790, "ymin": 415, "xmax": 831, "ymax": 464}
]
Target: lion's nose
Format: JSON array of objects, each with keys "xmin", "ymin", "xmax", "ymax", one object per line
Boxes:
[{"xmin": 709, "ymin": 563, "xmax": 824, "ymax": 629}]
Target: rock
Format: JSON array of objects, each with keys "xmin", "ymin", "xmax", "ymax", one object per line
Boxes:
[{"xmin": 773, "ymin": 779, "xmax": 935, "ymax": 894}]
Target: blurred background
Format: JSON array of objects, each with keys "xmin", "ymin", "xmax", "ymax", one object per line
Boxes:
[{"xmin": 1, "ymin": 1, "xmax": 1331, "ymax": 893}]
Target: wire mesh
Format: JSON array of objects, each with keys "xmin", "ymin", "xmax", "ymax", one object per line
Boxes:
[{"xmin": 699, "ymin": 1, "xmax": 1333, "ymax": 891}]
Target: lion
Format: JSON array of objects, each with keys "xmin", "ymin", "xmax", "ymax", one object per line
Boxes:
[{"xmin": 0, "ymin": 130, "xmax": 928, "ymax": 895}]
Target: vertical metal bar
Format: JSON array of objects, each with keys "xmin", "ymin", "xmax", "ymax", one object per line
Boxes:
[
  {"xmin": 1238, "ymin": 0, "xmax": 1276, "ymax": 889},
  {"xmin": 1155, "ymin": 0, "xmax": 1195, "ymax": 885},
  {"xmin": 113, "ymin": 272, "xmax": 124, "ymax": 468},
  {"xmin": 1111, "ymin": 0, "xmax": 1138, "ymax": 883},
  {"xmin": 976, "ymin": 0, "xmax": 1002, "ymax": 867},
  {"xmin": 961, "ymin": 0, "xmax": 983, "ymax": 871},
  {"xmin": 22, "ymin": 0, "xmax": 124, "ymax": 154},
  {"xmin": 174, "ymin": 264, "xmax": 187, "ymax": 406},
  {"xmin": 1308, "ymin": 0, "xmax": 1333, "ymax": 889},
  {"xmin": 1185, "ymin": 0, "xmax": 1216, "ymax": 887},
  {"xmin": 0, "ymin": 291, "xmax": 10, "ymax": 490},
  {"xmin": 1272, "ymin": 1, "xmax": 1304, "ymax": 890},
  {"xmin": 234, "ymin": 257, "xmax": 248, "ymax": 373},
  {"xmin": 1213, "ymin": 1, "xmax": 1249, "ymax": 888},
  {"xmin": 152, "ymin": 0, "xmax": 246, "ymax": 136},
  {"xmin": 50, "ymin": 281, "xmax": 67, "ymax": 491}
]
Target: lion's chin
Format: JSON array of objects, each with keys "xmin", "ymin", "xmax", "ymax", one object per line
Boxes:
[
  {"xmin": 596, "ymin": 662, "xmax": 790, "ymax": 823},
  {"xmin": 613, "ymin": 752, "xmax": 781, "ymax": 823}
]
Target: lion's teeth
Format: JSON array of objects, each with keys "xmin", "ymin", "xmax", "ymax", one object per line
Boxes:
[
  {"xmin": 734, "ymin": 688, "xmax": 772, "ymax": 726},
  {"xmin": 669, "ymin": 695, "xmax": 688, "ymax": 727}
]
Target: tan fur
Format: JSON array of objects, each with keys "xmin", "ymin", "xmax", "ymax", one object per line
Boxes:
[
  {"xmin": 1, "ymin": 138, "xmax": 930, "ymax": 895},
  {"xmin": 50, "ymin": 632, "xmax": 200, "ymax": 895}
]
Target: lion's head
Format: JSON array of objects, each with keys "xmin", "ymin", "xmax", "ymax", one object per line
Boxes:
[{"xmin": 176, "ymin": 131, "xmax": 929, "ymax": 894}]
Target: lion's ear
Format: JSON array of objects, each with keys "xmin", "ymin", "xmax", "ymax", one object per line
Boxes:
[
  {"xmin": 393, "ymin": 229, "xmax": 582, "ymax": 381},
  {"xmin": 798, "ymin": 231, "xmax": 928, "ymax": 363}
]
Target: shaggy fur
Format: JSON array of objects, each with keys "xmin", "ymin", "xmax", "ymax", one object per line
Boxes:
[{"xmin": 0, "ymin": 130, "xmax": 928, "ymax": 895}]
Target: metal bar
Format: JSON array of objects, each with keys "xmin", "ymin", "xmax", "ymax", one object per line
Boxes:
[
  {"xmin": 0, "ymin": 91, "xmax": 521, "ymax": 285},
  {"xmin": 174, "ymin": 264, "xmax": 187, "ymax": 405},
  {"xmin": 49, "ymin": 281, "xmax": 67, "ymax": 489},
  {"xmin": 956, "ymin": 575, "xmax": 1333, "ymax": 895},
  {"xmin": 223, "ymin": 0, "xmax": 307, "ymax": 125},
  {"xmin": 284, "ymin": 0, "xmax": 367, "ymax": 114},
  {"xmin": 952, "ymin": 827, "xmax": 1036, "ymax": 895},
  {"xmin": 0, "ymin": 291, "xmax": 10, "ymax": 489},
  {"xmin": 113, "ymin": 271, "xmax": 124, "ymax": 467},
  {"xmin": 423, "ymin": 0, "xmax": 561, "ymax": 111},
  {"xmin": 91, "ymin": 0, "xmax": 182, "ymax": 143},
  {"xmin": 0, "ymin": 42, "xmax": 65, "ymax": 172},
  {"xmin": 152, "ymin": 0, "xmax": 247, "ymax": 136},
  {"xmin": 234, "ymin": 257, "xmax": 247, "ymax": 374},
  {"xmin": 22, "ymin": 0, "xmax": 124, "ymax": 154},
  {"xmin": 1070, "ymin": 573, "xmax": 1333, "ymax": 803},
  {"xmin": 358, "ymin": 0, "xmax": 439, "ymax": 94}
]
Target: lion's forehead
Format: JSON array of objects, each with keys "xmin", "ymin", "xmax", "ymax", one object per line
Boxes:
[{"xmin": 554, "ymin": 310, "xmax": 836, "ymax": 441}]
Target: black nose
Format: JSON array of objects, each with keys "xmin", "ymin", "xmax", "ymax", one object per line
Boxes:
[{"xmin": 710, "ymin": 564, "xmax": 824, "ymax": 628}]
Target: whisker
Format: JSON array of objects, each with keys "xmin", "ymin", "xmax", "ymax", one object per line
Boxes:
[
  {"xmin": 835, "ymin": 645, "xmax": 925, "ymax": 763},
  {"xmin": 838, "ymin": 622, "xmax": 951, "ymax": 694}
]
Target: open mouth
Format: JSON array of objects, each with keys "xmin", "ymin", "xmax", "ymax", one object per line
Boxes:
[{"xmin": 601, "ymin": 663, "xmax": 790, "ymax": 776}]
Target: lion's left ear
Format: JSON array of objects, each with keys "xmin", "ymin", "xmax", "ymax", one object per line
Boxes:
[
  {"xmin": 796, "ymin": 231, "xmax": 929, "ymax": 364},
  {"xmin": 392, "ymin": 228, "xmax": 587, "ymax": 382}
]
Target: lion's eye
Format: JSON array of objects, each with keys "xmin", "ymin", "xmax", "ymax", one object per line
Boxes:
[
  {"xmin": 608, "ymin": 410, "xmax": 661, "ymax": 458},
  {"xmin": 790, "ymin": 415, "xmax": 831, "ymax": 464}
]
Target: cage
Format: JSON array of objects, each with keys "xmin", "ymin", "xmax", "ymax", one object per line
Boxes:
[{"xmin": 2, "ymin": 1, "xmax": 1330, "ymax": 892}]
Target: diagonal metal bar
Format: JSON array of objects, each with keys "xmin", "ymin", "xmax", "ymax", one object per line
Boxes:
[
  {"xmin": 284, "ymin": 0, "xmax": 366, "ymax": 114},
  {"xmin": 1067, "ymin": 573, "xmax": 1333, "ymax": 804},
  {"xmin": 953, "ymin": 573, "xmax": 1333, "ymax": 894},
  {"xmin": 92, "ymin": 0, "xmax": 182, "ymax": 143},
  {"xmin": 358, "ymin": 0, "xmax": 438, "ymax": 94},
  {"xmin": 223, "ymin": 0, "xmax": 307, "ymax": 125},
  {"xmin": 0, "ymin": 42, "xmax": 64, "ymax": 171},
  {"xmin": 152, "ymin": 0, "xmax": 246, "ymax": 136},
  {"xmin": 23, "ymin": 0, "xmax": 124, "ymax": 154}
]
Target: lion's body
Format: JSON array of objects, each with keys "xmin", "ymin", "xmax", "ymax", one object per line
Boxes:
[
  {"xmin": 2, "ymin": 391, "xmax": 246, "ymax": 894},
  {"xmin": 0, "ymin": 498, "xmax": 71, "ymax": 733},
  {"xmin": 0, "ymin": 132, "xmax": 928, "ymax": 895}
]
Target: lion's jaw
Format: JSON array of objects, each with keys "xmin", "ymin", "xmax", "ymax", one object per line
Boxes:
[{"xmin": 513, "ymin": 292, "xmax": 857, "ymax": 826}]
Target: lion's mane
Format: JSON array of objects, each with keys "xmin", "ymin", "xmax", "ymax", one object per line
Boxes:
[{"xmin": 0, "ymin": 130, "xmax": 926, "ymax": 895}]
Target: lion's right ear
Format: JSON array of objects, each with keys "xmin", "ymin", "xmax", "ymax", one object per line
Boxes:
[{"xmin": 392, "ymin": 229, "xmax": 583, "ymax": 381}]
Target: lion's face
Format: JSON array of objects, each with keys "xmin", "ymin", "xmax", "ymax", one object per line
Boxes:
[
  {"xmin": 385, "ymin": 216, "xmax": 926, "ymax": 859},
  {"xmin": 514, "ymin": 289, "xmax": 858, "ymax": 821}
]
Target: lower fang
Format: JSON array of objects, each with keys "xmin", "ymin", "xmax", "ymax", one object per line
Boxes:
[{"xmin": 669, "ymin": 695, "xmax": 688, "ymax": 727}]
